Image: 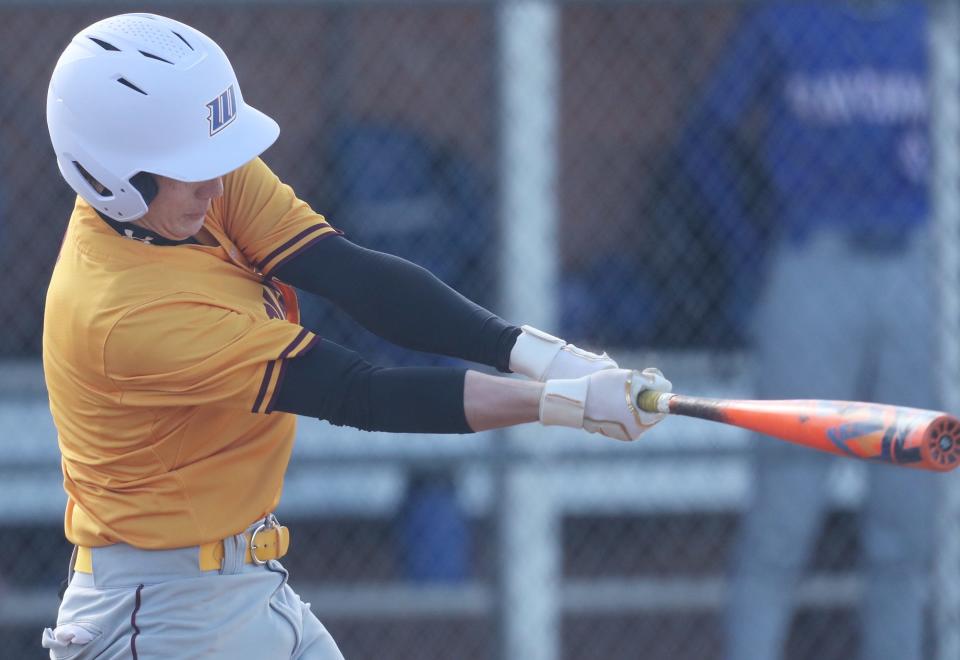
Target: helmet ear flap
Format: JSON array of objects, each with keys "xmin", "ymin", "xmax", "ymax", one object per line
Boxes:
[{"xmin": 130, "ymin": 172, "xmax": 158, "ymax": 206}]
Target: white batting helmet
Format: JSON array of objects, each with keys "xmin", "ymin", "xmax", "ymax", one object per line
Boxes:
[{"xmin": 46, "ymin": 13, "xmax": 279, "ymax": 221}]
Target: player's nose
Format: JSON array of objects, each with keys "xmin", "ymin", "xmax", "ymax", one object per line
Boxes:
[{"xmin": 196, "ymin": 177, "xmax": 224, "ymax": 201}]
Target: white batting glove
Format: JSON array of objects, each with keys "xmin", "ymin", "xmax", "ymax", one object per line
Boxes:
[
  {"xmin": 539, "ymin": 368, "xmax": 673, "ymax": 441},
  {"xmin": 42, "ymin": 623, "xmax": 97, "ymax": 649},
  {"xmin": 509, "ymin": 325, "xmax": 618, "ymax": 381}
]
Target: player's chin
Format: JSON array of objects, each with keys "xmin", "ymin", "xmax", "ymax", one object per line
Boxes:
[{"xmin": 177, "ymin": 214, "xmax": 206, "ymax": 238}]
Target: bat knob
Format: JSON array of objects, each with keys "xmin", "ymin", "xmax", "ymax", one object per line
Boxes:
[{"xmin": 637, "ymin": 389, "xmax": 665, "ymax": 413}]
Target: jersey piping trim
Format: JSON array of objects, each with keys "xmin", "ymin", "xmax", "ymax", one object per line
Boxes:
[
  {"xmin": 257, "ymin": 223, "xmax": 341, "ymax": 275},
  {"xmin": 252, "ymin": 360, "xmax": 278, "ymax": 414},
  {"xmin": 252, "ymin": 328, "xmax": 319, "ymax": 414}
]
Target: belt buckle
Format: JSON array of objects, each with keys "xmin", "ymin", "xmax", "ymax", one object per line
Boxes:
[{"xmin": 249, "ymin": 513, "xmax": 280, "ymax": 566}]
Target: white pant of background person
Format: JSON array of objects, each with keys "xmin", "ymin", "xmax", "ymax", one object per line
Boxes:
[
  {"xmin": 725, "ymin": 225, "xmax": 938, "ymax": 660},
  {"xmin": 42, "ymin": 519, "xmax": 345, "ymax": 660}
]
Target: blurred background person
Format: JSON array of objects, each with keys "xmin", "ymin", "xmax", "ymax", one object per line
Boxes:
[{"xmin": 679, "ymin": 1, "xmax": 936, "ymax": 659}]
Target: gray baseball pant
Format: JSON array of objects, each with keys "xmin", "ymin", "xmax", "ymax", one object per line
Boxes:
[{"xmin": 41, "ymin": 523, "xmax": 346, "ymax": 659}]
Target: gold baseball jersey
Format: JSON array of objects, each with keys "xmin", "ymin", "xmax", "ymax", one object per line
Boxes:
[{"xmin": 43, "ymin": 157, "xmax": 337, "ymax": 549}]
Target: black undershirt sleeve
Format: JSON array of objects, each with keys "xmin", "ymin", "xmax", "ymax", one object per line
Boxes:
[
  {"xmin": 273, "ymin": 337, "xmax": 472, "ymax": 434},
  {"xmin": 272, "ymin": 235, "xmax": 520, "ymax": 372}
]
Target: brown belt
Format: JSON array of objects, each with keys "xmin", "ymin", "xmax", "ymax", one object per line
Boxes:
[{"xmin": 74, "ymin": 523, "xmax": 290, "ymax": 574}]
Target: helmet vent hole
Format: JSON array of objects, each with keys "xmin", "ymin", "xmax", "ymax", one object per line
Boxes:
[
  {"xmin": 97, "ymin": 16, "xmax": 197, "ymax": 63},
  {"xmin": 172, "ymin": 31, "xmax": 194, "ymax": 51},
  {"xmin": 139, "ymin": 50, "xmax": 173, "ymax": 65},
  {"xmin": 116, "ymin": 77, "xmax": 147, "ymax": 95},
  {"xmin": 88, "ymin": 37, "xmax": 120, "ymax": 51},
  {"xmin": 73, "ymin": 161, "xmax": 113, "ymax": 197}
]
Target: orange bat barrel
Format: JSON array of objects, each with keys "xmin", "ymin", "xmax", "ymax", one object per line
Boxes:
[{"xmin": 639, "ymin": 392, "xmax": 960, "ymax": 472}]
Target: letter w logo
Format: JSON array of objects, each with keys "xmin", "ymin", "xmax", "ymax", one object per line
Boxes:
[{"xmin": 206, "ymin": 85, "xmax": 237, "ymax": 136}]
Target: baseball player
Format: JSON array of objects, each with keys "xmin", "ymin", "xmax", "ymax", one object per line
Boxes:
[{"xmin": 41, "ymin": 13, "xmax": 671, "ymax": 659}]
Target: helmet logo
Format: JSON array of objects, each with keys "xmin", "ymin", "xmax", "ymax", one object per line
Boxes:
[{"xmin": 206, "ymin": 85, "xmax": 237, "ymax": 136}]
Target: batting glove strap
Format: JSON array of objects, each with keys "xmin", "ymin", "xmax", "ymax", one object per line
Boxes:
[
  {"xmin": 510, "ymin": 325, "xmax": 618, "ymax": 381},
  {"xmin": 539, "ymin": 376, "xmax": 589, "ymax": 428},
  {"xmin": 510, "ymin": 325, "xmax": 566, "ymax": 381}
]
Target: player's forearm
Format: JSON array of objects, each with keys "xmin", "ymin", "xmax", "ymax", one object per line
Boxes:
[
  {"xmin": 273, "ymin": 236, "xmax": 520, "ymax": 371},
  {"xmin": 274, "ymin": 341, "xmax": 539, "ymax": 433},
  {"xmin": 466, "ymin": 367, "xmax": 673, "ymax": 441},
  {"xmin": 274, "ymin": 340, "xmax": 671, "ymax": 442},
  {"xmin": 463, "ymin": 370, "xmax": 543, "ymax": 431}
]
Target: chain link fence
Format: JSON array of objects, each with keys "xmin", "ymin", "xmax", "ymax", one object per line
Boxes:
[{"xmin": 1, "ymin": 1, "xmax": 958, "ymax": 658}]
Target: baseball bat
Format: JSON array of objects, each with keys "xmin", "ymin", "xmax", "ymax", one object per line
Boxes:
[{"xmin": 638, "ymin": 391, "xmax": 960, "ymax": 472}]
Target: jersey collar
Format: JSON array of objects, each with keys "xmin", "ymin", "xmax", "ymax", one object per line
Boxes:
[{"xmin": 96, "ymin": 211, "xmax": 200, "ymax": 246}]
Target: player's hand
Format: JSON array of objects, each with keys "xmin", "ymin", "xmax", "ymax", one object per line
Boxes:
[
  {"xmin": 538, "ymin": 367, "xmax": 672, "ymax": 441},
  {"xmin": 509, "ymin": 325, "xmax": 617, "ymax": 380}
]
